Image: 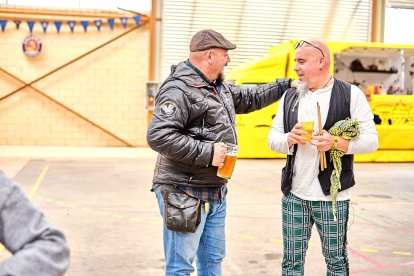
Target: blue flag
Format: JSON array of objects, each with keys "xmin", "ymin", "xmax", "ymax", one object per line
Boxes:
[
  {"xmin": 120, "ymin": 17, "xmax": 128, "ymax": 29},
  {"xmin": 27, "ymin": 21, "xmax": 35, "ymax": 33},
  {"xmin": 81, "ymin": 20, "xmax": 89, "ymax": 32},
  {"xmin": 107, "ymin": 18, "xmax": 115, "ymax": 30},
  {"xmin": 133, "ymin": 16, "xmax": 140, "ymax": 27},
  {"xmin": 54, "ymin": 21, "xmax": 62, "ymax": 33},
  {"xmin": 41, "ymin": 21, "xmax": 49, "ymax": 33},
  {"xmin": 0, "ymin": 20, "xmax": 7, "ymax": 32},
  {"xmin": 68, "ymin": 21, "xmax": 76, "ymax": 33},
  {"xmin": 94, "ymin": 20, "xmax": 102, "ymax": 31}
]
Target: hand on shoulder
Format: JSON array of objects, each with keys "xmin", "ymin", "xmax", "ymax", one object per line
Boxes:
[{"xmin": 290, "ymin": 80, "xmax": 299, "ymax": 88}]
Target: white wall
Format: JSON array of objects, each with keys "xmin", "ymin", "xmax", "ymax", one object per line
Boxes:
[{"xmin": 384, "ymin": 7, "xmax": 414, "ymax": 44}]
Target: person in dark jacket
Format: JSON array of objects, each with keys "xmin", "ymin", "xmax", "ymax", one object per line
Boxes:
[
  {"xmin": 147, "ymin": 29, "xmax": 295, "ymax": 275},
  {"xmin": 0, "ymin": 171, "xmax": 70, "ymax": 276},
  {"xmin": 268, "ymin": 39, "xmax": 378, "ymax": 275}
]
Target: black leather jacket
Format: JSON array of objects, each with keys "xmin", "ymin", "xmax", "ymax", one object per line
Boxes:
[{"xmin": 147, "ymin": 61, "xmax": 291, "ymax": 188}]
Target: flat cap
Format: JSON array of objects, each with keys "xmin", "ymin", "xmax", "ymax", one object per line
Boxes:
[{"xmin": 190, "ymin": 29, "xmax": 236, "ymax": 52}]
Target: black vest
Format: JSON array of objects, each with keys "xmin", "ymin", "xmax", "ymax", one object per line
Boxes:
[{"xmin": 281, "ymin": 79, "xmax": 355, "ymax": 196}]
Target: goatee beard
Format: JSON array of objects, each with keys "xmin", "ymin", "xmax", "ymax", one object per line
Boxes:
[
  {"xmin": 291, "ymin": 82, "xmax": 309, "ymax": 112},
  {"xmin": 297, "ymin": 82, "xmax": 309, "ymax": 94}
]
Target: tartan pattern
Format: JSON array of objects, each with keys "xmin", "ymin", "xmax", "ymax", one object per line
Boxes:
[
  {"xmin": 282, "ymin": 193, "xmax": 349, "ymax": 276},
  {"xmin": 179, "ymin": 185, "xmax": 227, "ymax": 203}
]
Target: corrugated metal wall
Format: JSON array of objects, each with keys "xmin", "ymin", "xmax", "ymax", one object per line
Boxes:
[
  {"xmin": 161, "ymin": 0, "xmax": 372, "ymax": 80},
  {"xmin": 387, "ymin": 0, "xmax": 414, "ymax": 9}
]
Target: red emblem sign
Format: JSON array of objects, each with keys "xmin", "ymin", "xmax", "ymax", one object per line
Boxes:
[{"xmin": 22, "ymin": 35, "xmax": 42, "ymax": 58}]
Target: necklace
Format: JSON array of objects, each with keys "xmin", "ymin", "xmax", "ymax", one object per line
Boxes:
[{"xmin": 322, "ymin": 75, "xmax": 333, "ymax": 89}]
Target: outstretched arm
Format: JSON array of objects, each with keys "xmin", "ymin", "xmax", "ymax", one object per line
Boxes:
[{"xmin": 230, "ymin": 78, "xmax": 292, "ymax": 114}]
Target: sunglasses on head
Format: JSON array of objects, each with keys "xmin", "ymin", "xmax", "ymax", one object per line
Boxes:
[{"xmin": 294, "ymin": 40, "xmax": 325, "ymax": 57}]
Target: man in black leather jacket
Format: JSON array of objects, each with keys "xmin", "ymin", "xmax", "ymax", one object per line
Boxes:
[{"xmin": 147, "ymin": 29, "xmax": 294, "ymax": 275}]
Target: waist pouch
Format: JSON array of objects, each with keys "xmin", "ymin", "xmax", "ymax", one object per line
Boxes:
[{"xmin": 160, "ymin": 186, "xmax": 201, "ymax": 233}]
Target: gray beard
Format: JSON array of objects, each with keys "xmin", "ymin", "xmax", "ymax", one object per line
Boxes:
[
  {"xmin": 291, "ymin": 82, "xmax": 309, "ymax": 112},
  {"xmin": 297, "ymin": 82, "xmax": 309, "ymax": 94}
]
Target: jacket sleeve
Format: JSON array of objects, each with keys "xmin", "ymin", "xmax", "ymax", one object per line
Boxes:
[
  {"xmin": 147, "ymin": 87, "xmax": 213, "ymax": 167},
  {"xmin": 0, "ymin": 176, "xmax": 70, "ymax": 276},
  {"xmin": 228, "ymin": 78, "xmax": 291, "ymax": 114}
]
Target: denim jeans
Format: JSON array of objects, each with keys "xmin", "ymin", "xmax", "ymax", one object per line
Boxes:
[{"xmin": 155, "ymin": 187, "xmax": 226, "ymax": 276}]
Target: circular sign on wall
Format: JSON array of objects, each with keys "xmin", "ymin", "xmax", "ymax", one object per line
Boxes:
[{"xmin": 22, "ymin": 35, "xmax": 42, "ymax": 58}]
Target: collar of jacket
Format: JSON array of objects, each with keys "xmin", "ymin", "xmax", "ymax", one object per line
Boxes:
[
  {"xmin": 184, "ymin": 60, "xmax": 223, "ymax": 93},
  {"xmin": 185, "ymin": 60, "xmax": 213, "ymax": 85}
]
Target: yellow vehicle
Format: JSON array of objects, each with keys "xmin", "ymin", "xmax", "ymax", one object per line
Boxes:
[{"xmin": 228, "ymin": 41, "xmax": 414, "ymax": 162}]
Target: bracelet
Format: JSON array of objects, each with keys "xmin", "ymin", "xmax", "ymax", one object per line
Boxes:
[{"xmin": 330, "ymin": 135, "xmax": 339, "ymax": 151}]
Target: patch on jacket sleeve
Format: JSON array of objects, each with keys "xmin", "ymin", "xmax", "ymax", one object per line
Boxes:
[{"xmin": 160, "ymin": 100, "xmax": 178, "ymax": 117}]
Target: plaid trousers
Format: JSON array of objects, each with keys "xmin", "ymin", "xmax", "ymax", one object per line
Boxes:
[{"xmin": 282, "ymin": 193, "xmax": 350, "ymax": 276}]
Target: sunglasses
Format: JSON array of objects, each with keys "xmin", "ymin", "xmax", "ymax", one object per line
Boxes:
[{"xmin": 294, "ymin": 40, "xmax": 325, "ymax": 57}]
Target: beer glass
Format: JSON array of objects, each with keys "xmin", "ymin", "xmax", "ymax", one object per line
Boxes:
[
  {"xmin": 217, "ymin": 143, "xmax": 239, "ymax": 179},
  {"xmin": 299, "ymin": 116, "xmax": 314, "ymax": 142}
]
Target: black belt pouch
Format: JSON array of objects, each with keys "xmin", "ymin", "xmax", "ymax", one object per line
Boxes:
[{"xmin": 160, "ymin": 186, "xmax": 201, "ymax": 233}]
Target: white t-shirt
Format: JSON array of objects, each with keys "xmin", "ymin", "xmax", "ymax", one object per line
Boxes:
[{"xmin": 268, "ymin": 82, "xmax": 378, "ymax": 201}]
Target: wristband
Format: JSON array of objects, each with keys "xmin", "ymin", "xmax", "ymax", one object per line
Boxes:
[{"xmin": 330, "ymin": 135, "xmax": 339, "ymax": 151}]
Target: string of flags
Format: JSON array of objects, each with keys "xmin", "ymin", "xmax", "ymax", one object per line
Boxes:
[{"xmin": 0, "ymin": 15, "xmax": 141, "ymax": 33}]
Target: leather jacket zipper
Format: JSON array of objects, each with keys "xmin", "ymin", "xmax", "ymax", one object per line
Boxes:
[{"xmin": 214, "ymin": 87, "xmax": 238, "ymax": 144}]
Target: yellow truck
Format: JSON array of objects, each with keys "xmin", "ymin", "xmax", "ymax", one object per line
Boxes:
[{"xmin": 227, "ymin": 41, "xmax": 414, "ymax": 162}]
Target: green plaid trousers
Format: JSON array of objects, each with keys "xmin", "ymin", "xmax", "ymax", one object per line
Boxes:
[{"xmin": 282, "ymin": 193, "xmax": 350, "ymax": 276}]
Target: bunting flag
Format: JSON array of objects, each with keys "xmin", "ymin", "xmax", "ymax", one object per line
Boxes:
[
  {"xmin": 54, "ymin": 21, "xmax": 62, "ymax": 33},
  {"xmin": 81, "ymin": 20, "xmax": 89, "ymax": 32},
  {"xmin": 94, "ymin": 19, "xmax": 102, "ymax": 31},
  {"xmin": 67, "ymin": 21, "xmax": 76, "ymax": 33},
  {"xmin": 0, "ymin": 20, "xmax": 7, "ymax": 32},
  {"xmin": 120, "ymin": 17, "xmax": 128, "ymax": 29},
  {"xmin": 0, "ymin": 15, "xmax": 143, "ymax": 33},
  {"xmin": 27, "ymin": 21, "xmax": 35, "ymax": 33},
  {"xmin": 40, "ymin": 21, "xmax": 49, "ymax": 33},
  {"xmin": 13, "ymin": 20, "xmax": 21, "ymax": 30},
  {"xmin": 107, "ymin": 18, "xmax": 115, "ymax": 30},
  {"xmin": 133, "ymin": 16, "xmax": 140, "ymax": 27}
]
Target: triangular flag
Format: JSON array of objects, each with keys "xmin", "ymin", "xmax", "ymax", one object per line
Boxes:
[
  {"xmin": 40, "ymin": 21, "xmax": 49, "ymax": 33},
  {"xmin": 94, "ymin": 20, "xmax": 102, "ymax": 31},
  {"xmin": 133, "ymin": 16, "xmax": 140, "ymax": 27},
  {"xmin": 54, "ymin": 21, "xmax": 62, "ymax": 33},
  {"xmin": 13, "ymin": 20, "xmax": 21, "ymax": 30},
  {"xmin": 67, "ymin": 21, "xmax": 76, "ymax": 33},
  {"xmin": 120, "ymin": 17, "xmax": 128, "ymax": 29},
  {"xmin": 27, "ymin": 21, "xmax": 35, "ymax": 33},
  {"xmin": 81, "ymin": 20, "xmax": 89, "ymax": 32},
  {"xmin": 0, "ymin": 20, "xmax": 7, "ymax": 32},
  {"xmin": 107, "ymin": 18, "xmax": 115, "ymax": 30}
]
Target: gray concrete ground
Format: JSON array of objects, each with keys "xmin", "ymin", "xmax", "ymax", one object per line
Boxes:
[{"xmin": 0, "ymin": 147, "xmax": 413, "ymax": 275}]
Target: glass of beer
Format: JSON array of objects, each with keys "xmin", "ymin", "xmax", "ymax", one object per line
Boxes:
[
  {"xmin": 299, "ymin": 116, "xmax": 314, "ymax": 142},
  {"xmin": 217, "ymin": 143, "xmax": 239, "ymax": 179}
]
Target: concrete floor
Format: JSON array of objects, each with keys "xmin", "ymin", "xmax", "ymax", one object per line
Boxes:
[{"xmin": 0, "ymin": 147, "xmax": 413, "ymax": 275}]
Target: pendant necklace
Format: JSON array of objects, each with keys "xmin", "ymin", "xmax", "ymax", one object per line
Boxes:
[{"xmin": 322, "ymin": 75, "xmax": 333, "ymax": 89}]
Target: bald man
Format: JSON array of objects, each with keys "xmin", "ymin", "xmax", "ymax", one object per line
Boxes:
[{"xmin": 268, "ymin": 39, "xmax": 378, "ymax": 275}]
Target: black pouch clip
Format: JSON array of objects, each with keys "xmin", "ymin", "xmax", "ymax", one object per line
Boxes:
[{"xmin": 161, "ymin": 187, "xmax": 201, "ymax": 233}]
